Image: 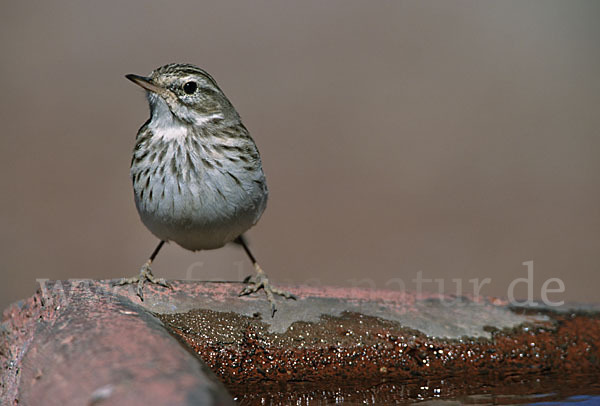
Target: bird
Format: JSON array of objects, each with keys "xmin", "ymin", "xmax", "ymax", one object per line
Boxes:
[{"xmin": 114, "ymin": 63, "xmax": 295, "ymax": 316}]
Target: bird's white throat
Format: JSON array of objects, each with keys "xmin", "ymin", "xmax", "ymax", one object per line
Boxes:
[{"xmin": 147, "ymin": 92, "xmax": 222, "ymax": 141}]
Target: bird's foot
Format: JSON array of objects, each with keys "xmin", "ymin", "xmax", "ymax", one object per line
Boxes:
[
  {"xmin": 112, "ymin": 261, "xmax": 171, "ymax": 301},
  {"xmin": 239, "ymin": 264, "xmax": 296, "ymax": 317}
]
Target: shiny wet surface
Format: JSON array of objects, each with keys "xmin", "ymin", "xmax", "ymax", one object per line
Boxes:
[
  {"xmin": 233, "ymin": 375, "xmax": 600, "ymax": 404},
  {"xmin": 156, "ymin": 307, "xmax": 600, "ymax": 405}
]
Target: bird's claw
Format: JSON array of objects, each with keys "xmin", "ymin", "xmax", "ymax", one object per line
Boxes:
[
  {"xmin": 239, "ymin": 269, "xmax": 296, "ymax": 317},
  {"xmin": 113, "ymin": 262, "xmax": 171, "ymax": 301}
]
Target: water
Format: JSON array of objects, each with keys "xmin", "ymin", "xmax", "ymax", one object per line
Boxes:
[
  {"xmin": 234, "ymin": 373, "xmax": 600, "ymax": 405},
  {"xmin": 532, "ymin": 395, "xmax": 600, "ymax": 405},
  {"xmin": 417, "ymin": 394, "xmax": 600, "ymax": 405}
]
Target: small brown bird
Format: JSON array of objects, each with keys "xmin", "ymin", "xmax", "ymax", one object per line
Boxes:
[{"xmin": 114, "ymin": 63, "xmax": 295, "ymax": 315}]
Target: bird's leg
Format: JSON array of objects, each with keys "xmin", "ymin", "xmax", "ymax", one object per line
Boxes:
[
  {"xmin": 113, "ymin": 240, "xmax": 171, "ymax": 300},
  {"xmin": 235, "ymin": 235, "xmax": 296, "ymax": 316}
]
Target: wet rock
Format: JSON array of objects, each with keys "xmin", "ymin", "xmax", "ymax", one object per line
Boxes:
[{"xmin": 2, "ymin": 280, "xmax": 599, "ymax": 404}]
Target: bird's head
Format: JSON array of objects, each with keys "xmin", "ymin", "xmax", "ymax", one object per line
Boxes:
[{"xmin": 126, "ymin": 63, "xmax": 237, "ymax": 127}]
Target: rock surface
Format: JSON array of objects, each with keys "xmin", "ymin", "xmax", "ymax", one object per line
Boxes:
[
  {"xmin": 0, "ymin": 281, "xmax": 233, "ymax": 406},
  {"xmin": 2, "ymin": 280, "xmax": 599, "ymax": 404}
]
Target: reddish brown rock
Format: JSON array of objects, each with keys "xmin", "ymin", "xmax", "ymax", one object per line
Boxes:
[
  {"xmin": 1, "ymin": 280, "xmax": 233, "ymax": 406},
  {"xmin": 2, "ymin": 280, "xmax": 600, "ymax": 404}
]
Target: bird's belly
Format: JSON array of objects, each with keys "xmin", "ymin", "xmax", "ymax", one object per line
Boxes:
[{"xmin": 133, "ymin": 166, "xmax": 267, "ymax": 251}]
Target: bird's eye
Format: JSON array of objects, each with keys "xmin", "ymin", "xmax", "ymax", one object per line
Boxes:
[{"xmin": 183, "ymin": 81, "xmax": 197, "ymax": 94}]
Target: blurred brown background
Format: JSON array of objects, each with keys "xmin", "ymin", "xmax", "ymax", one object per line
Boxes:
[{"xmin": 1, "ymin": 1, "xmax": 599, "ymax": 311}]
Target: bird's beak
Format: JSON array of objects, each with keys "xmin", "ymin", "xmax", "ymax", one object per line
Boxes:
[{"xmin": 125, "ymin": 74, "xmax": 165, "ymax": 94}]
